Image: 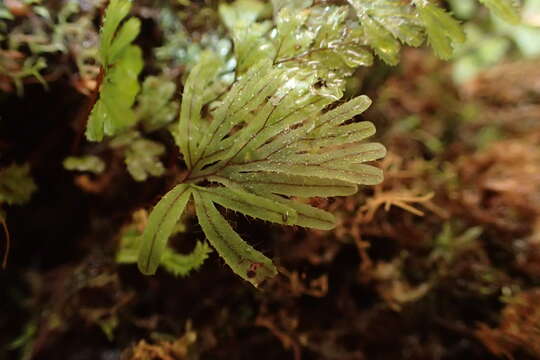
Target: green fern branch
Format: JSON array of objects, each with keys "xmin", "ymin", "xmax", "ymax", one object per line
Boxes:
[
  {"xmin": 85, "ymin": 0, "xmax": 143, "ymax": 142},
  {"xmin": 137, "ymin": 52, "xmax": 386, "ymax": 286}
]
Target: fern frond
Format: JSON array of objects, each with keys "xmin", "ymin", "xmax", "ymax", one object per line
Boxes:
[
  {"xmin": 219, "ymin": 0, "xmax": 273, "ymax": 73},
  {"xmin": 258, "ymin": 193, "xmax": 337, "ymax": 230},
  {"xmin": 348, "ymin": 0, "xmax": 424, "ymax": 65},
  {"xmin": 85, "ymin": 0, "xmax": 142, "ymax": 142},
  {"xmin": 478, "ymin": 0, "xmax": 520, "ymax": 24},
  {"xmin": 160, "ymin": 241, "xmax": 212, "ymax": 277},
  {"xmin": 138, "ymin": 184, "xmax": 192, "ymax": 275},
  {"xmin": 194, "ymin": 185, "xmax": 298, "ymax": 226},
  {"xmin": 417, "ymin": 2, "xmax": 466, "ymax": 60},
  {"xmin": 178, "ymin": 51, "xmax": 223, "ymax": 168},
  {"xmin": 193, "ymin": 189, "xmax": 277, "ymax": 287},
  {"xmin": 219, "ymin": 172, "xmax": 358, "ymax": 197},
  {"xmin": 118, "ymin": 226, "xmax": 211, "ymax": 277},
  {"xmin": 137, "ymin": 57, "xmax": 385, "ymax": 285}
]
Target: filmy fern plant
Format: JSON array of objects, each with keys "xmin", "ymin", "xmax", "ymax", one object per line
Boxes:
[
  {"xmin": 83, "ymin": 0, "xmax": 521, "ymax": 286},
  {"xmin": 137, "ymin": 53, "xmax": 386, "ymax": 286}
]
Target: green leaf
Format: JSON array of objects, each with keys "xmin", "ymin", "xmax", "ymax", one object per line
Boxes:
[
  {"xmin": 63, "ymin": 156, "xmax": 106, "ymax": 174},
  {"xmin": 86, "ymin": 46, "xmax": 143, "ymax": 141},
  {"xmin": 160, "ymin": 241, "xmax": 212, "ymax": 277},
  {"xmin": 360, "ymin": 16, "xmax": 401, "ymax": 65},
  {"xmin": 478, "ymin": 0, "xmax": 520, "ymax": 24},
  {"xmin": 193, "ymin": 189, "xmax": 277, "ymax": 287},
  {"xmin": 112, "ymin": 131, "xmax": 166, "ymax": 182},
  {"xmin": 225, "ymin": 19, "xmax": 275, "ymax": 74},
  {"xmin": 288, "ymin": 142, "xmax": 387, "ymax": 166},
  {"xmin": 195, "ymin": 185, "xmax": 298, "ymax": 225},
  {"xmin": 222, "ymin": 172, "xmax": 357, "ymax": 197},
  {"xmin": 85, "ymin": 0, "xmax": 143, "ymax": 142},
  {"xmin": 276, "ymin": 5, "xmax": 373, "ymax": 96},
  {"xmin": 260, "ymin": 193, "xmax": 336, "ymax": 230},
  {"xmin": 125, "ymin": 138, "xmax": 166, "ymax": 182},
  {"xmin": 273, "ymin": 7, "xmax": 315, "ymax": 59},
  {"xmin": 0, "ymin": 164, "xmax": 37, "ymax": 206},
  {"xmin": 135, "ymin": 76, "xmax": 178, "ymax": 132},
  {"xmin": 219, "ymin": 0, "xmax": 266, "ymax": 29},
  {"xmin": 191, "ymin": 60, "xmax": 287, "ymax": 169},
  {"xmin": 142, "ymin": 59, "xmax": 384, "ymax": 285},
  {"xmin": 232, "ymin": 160, "xmax": 383, "ymax": 185},
  {"xmin": 317, "ymin": 95, "xmax": 373, "ymax": 130},
  {"xmin": 271, "ymin": 0, "xmax": 312, "ymax": 15},
  {"xmin": 137, "ymin": 184, "xmax": 192, "ymax": 275},
  {"xmin": 118, "ymin": 225, "xmax": 210, "ymax": 277},
  {"xmin": 301, "ymin": 121, "xmax": 377, "ymax": 149},
  {"xmin": 99, "ymin": 0, "xmax": 133, "ymax": 66},
  {"xmin": 107, "ymin": 17, "xmax": 141, "ymax": 64},
  {"xmin": 348, "ymin": 0, "xmax": 425, "ymax": 65},
  {"xmin": 417, "ymin": 2, "xmax": 466, "ymax": 60},
  {"xmin": 177, "ymin": 51, "xmax": 222, "ymax": 168}
]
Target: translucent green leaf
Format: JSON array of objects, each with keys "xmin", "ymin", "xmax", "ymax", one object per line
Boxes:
[
  {"xmin": 478, "ymin": 0, "xmax": 520, "ymax": 24},
  {"xmin": 224, "ymin": 77, "xmax": 331, "ymax": 163},
  {"xmin": 289, "ymin": 142, "xmax": 387, "ymax": 165},
  {"xmin": 160, "ymin": 241, "xmax": 212, "ymax": 277},
  {"xmin": 253, "ymin": 95, "xmax": 374, "ymax": 159},
  {"xmin": 233, "ymin": 160, "xmax": 383, "ymax": 185},
  {"xmin": 135, "ymin": 76, "xmax": 178, "ymax": 132},
  {"xmin": 300, "ymin": 121, "xmax": 377, "ymax": 149},
  {"xmin": 63, "ymin": 156, "xmax": 105, "ymax": 174},
  {"xmin": 195, "ymin": 185, "xmax": 298, "ymax": 225},
  {"xmin": 177, "ymin": 51, "xmax": 222, "ymax": 168},
  {"xmin": 348, "ymin": 0, "xmax": 424, "ymax": 65},
  {"xmin": 124, "ymin": 138, "xmax": 166, "ymax": 182},
  {"xmin": 193, "ymin": 190, "xmax": 277, "ymax": 287},
  {"xmin": 271, "ymin": 0, "xmax": 312, "ymax": 15},
  {"xmin": 417, "ymin": 3, "xmax": 466, "ymax": 60},
  {"xmin": 99, "ymin": 0, "xmax": 132, "ymax": 66},
  {"xmin": 317, "ymin": 95, "xmax": 373, "ymax": 130},
  {"xmin": 348, "ymin": 0, "xmax": 424, "ymax": 46},
  {"xmin": 223, "ymin": 172, "xmax": 358, "ymax": 197},
  {"xmin": 192, "ymin": 61, "xmax": 286, "ymax": 169},
  {"xmin": 137, "ymin": 184, "xmax": 192, "ymax": 275},
  {"xmin": 219, "ymin": 0, "xmax": 266, "ymax": 29},
  {"xmin": 228, "ymin": 22, "xmax": 275, "ymax": 74},
  {"xmin": 262, "ymin": 193, "xmax": 336, "ymax": 230},
  {"xmin": 107, "ymin": 17, "xmax": 141, "ymax": 64},
  {"xmin": 118, "ymin": 226, "xmax": 210, "ymax": 277},
  {"xmin": 273, "ymin": 7, "xmax": 315, "ymax": 59},
  {"xmin": 273, "ymin": 5, "xmax": 372, "ymax": 96},
  {"xmin": 86, "ymin": 46, "xmax": 143, "ymax": 141},
  {"xmin": 85, "ymin": 0, "xmax": 142, "ymax": 142}
]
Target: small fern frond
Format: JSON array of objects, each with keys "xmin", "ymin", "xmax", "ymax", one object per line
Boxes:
[
  {"xmin": 138, "ymin": 184, "xmax": 192, "ymax": 275},
  {"xmin": 193, "ymin": 189, "xmax": 277, "ymax": 287},
  {"xmin": 118, "ymin": 225, "xmax": 211, "ymax": 277},
  {"xmin": 478, "ymin": 0, "xmax": 521, "ymax": 24},
  {"xmin": 416, "ymin": 2, "xmax": 466, "ymax": 60},
  {"xmin": 159, "ymin": 241, "xmax": 212, "ymax": 277},
  {"xmin": 137, "ymin": 56, "xmax": 386, "ymax": 285},
  {"xmin": 85, "ymin": 0, "xmax": 142, "ymax": 142},
  {"xmin": 348, "ymin": 0, "xmax": 424, "ymax": 65}
]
